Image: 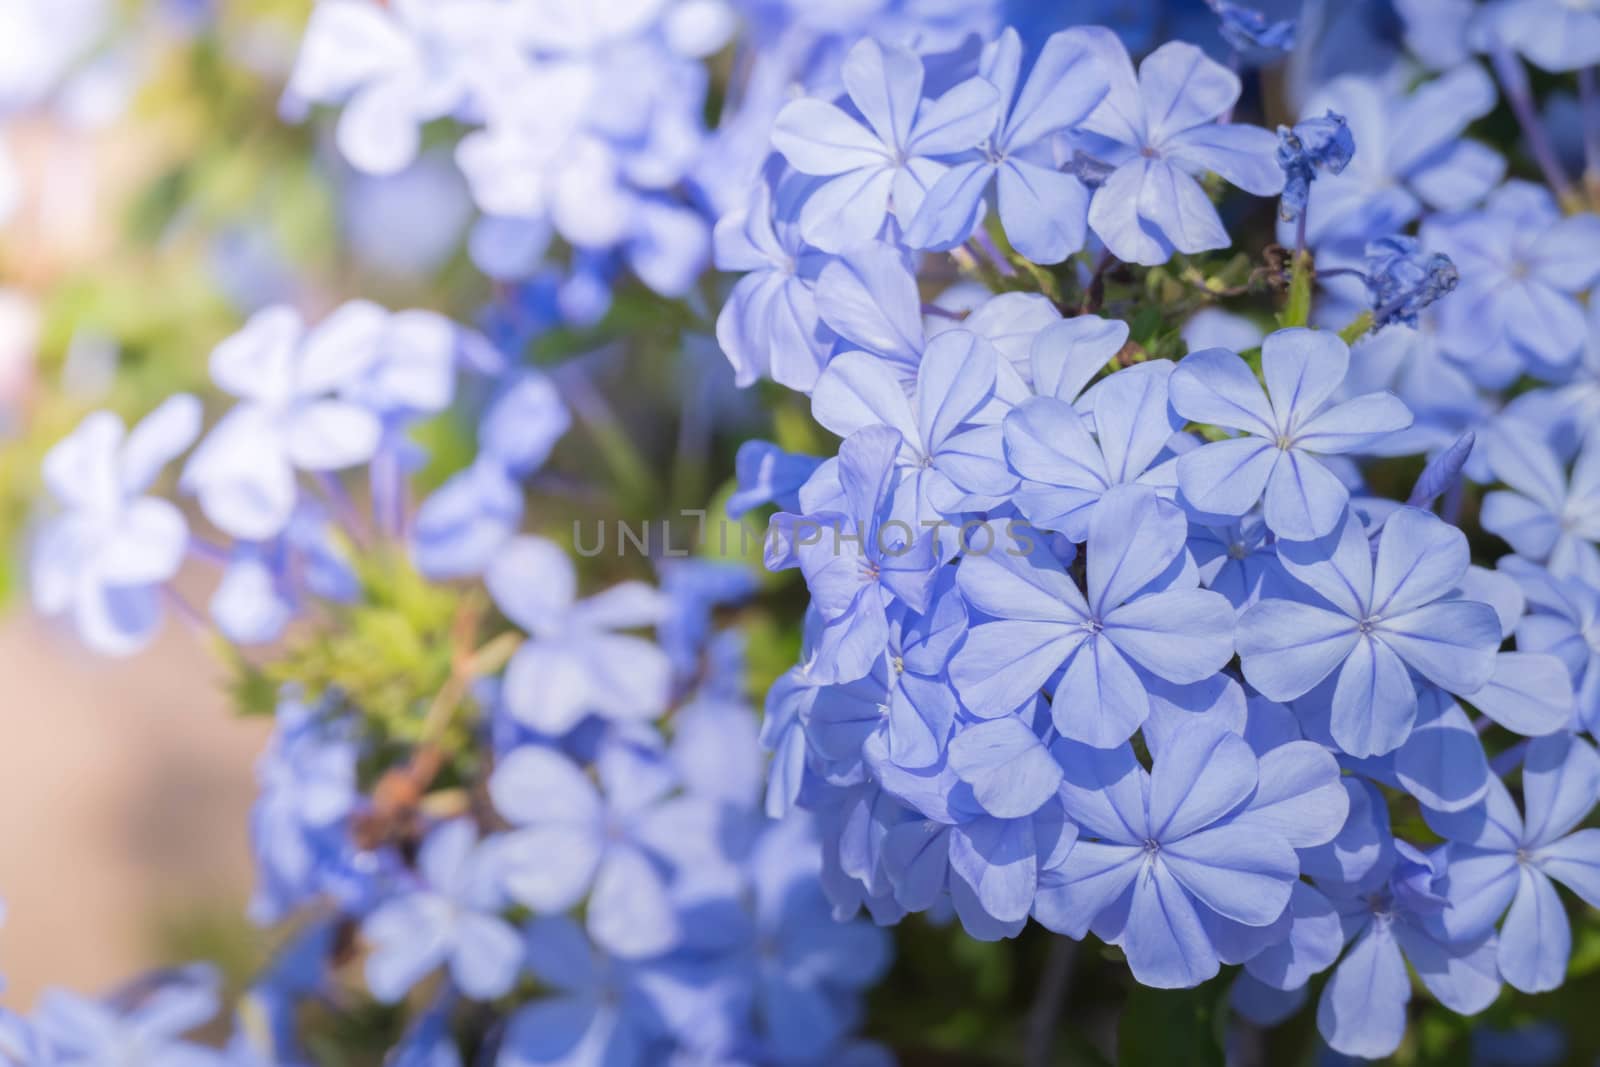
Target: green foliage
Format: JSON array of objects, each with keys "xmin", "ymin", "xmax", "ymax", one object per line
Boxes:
[
  {"xmin": 254, "ymin": 548, "xmax": 483, "ymax": 782},
  {"xmin": 1117, "ymin": 980, "xmax": 1228, "ymax": 1067}
]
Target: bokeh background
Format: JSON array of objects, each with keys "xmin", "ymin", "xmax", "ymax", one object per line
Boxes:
[{"xmin": 0, "ymin": 0, "xmax": 472, "ymax": 1005}]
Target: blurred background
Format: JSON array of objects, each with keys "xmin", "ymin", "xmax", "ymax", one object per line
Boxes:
[{"xmin": 0, "ymin": 0, "xmax": 492, "ymax": 1005}]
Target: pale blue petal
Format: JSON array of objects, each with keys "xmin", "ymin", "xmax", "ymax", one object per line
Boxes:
[
  {"xmin": 1148, "ymin": 722, "xmax": 1257, "ymax": 840},
  {"xmin": 1534, "ymin": 829, "xmax": 1600, "ymax": 908},
  {"xmin": 946, "ymin": 717, "xmax": 1062, "ymax": 819},
  {"xmin": 1138, "ymin": 42, "xmax": 1238, "ymax": 142},
  {"xmin": 1317, "ymin": 924, "xmax": 1409, "ymax": 1060},
  {"xmin": 1394, "ymin": 690, "xmax": 1489, "ymax": 812},
  {"xmin": 810, "ymin": 350, "xmax": 918, "ymax": 442},
  {"xmin": 1231, "ymin": 740, "xmax": 1348, "ymax": 849},
  {"xmin": 1378, "ymin": 599, "xmax": 1501, "ymax": 695},
  {"xmin": 1236, "ymin": 600, "xmax": 1359, "ymax": 701},
  {"xmin": 1052, "ymin": 738, "xmax": 1148, "ymax": 843},
  {"xmin": 1104, "ymin": 588, "xmax": 1235, "ymax": 683},
  {"xmin": 1292, "ymin": 392, "xmax": 1414, "ymax": 454},
  {"xmin": 1175, "ymin": 438, "xmax": 1277, "ymax": 519},
  {"xmin": 772, "ymin": 99, "xmax": 887, "ymax": 176},
  {"xmin": 1121, "ymin": 861, "xmax": 1219, "ymax": 988},
  {"xmin": 1522, "ymin": 732, "xmax": 1600, "ymax": 847},
  {"xmin": 1466, "ymin": 653, "xmax": 1573, "ymax": 736},
  {"xmin": 1261, "ymin": 327, "xmax": 1348, "ymax": 429},
  {"xmin": 1087, "ymin": 485, "xmax": 1189, "ymax": 614},
  {"xmin": 1056, "ymin": 635, "xmax": 1150, "ymax": 747},
  {"xmin": 996, "ymin": 159, "xmax": 1089, "ymax": 264},
  {"xmin": 1393, "ymin": 921, "xmax": 1501, "ymax": 1015},
  {"xmin": 1498, "ymin": 866, "xmax": 1570, "ymax": 993},
  {"xmin": 1329, "ymin": 635, "xmax": 1419, "ymax": 758},
  {"xmin": 1243, "ymin": 882, "xmax": 1343, "ymax": 990},
  {"xmin": 947, "ymin": 816, "xmax": 1038, "ymax": 924},
  {"xmin": 1262, "ymin": 449, "xmax": 1350, "ymax": 541},
  {"xmin": 1168, "ymin": 347, "xmax": 1276, "ymax": 436},
  {"xmin": 907, "ymin": 76, "xmax": 1000, "ymax": 156},
  {"xmin": 1033, "ymin": 840, "xmax": 1142, "ymax": 939},
  {"xmin": 1371, "ymin": 507, "xmax": 1471, "ymax": 616}
]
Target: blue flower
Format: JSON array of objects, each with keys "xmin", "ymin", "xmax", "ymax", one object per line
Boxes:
[
  {"xmin": 248, "ymin": 698, "xmax": 363, "ymax": 925},
  {"xmin": 1314, "ymin": 840, "xmax": 1501, "ymax": 1059},
  {"xmin": 1426, "ymin": 732, "xmax": 1600, "ymax": 992},
  {"xmin": 487, "ymin": 536, "xmax": 671, "ymax": 734},
  {"xmin": 950, "ymin": 484, "xmax": 1235, "ymax": 745},
  {"xmin": 811, "ymin": 329, "xmax": 1012, "ymax": 539},
  {"xmin": 1426, "ymin": 182, "xmax": 1600, "ymax": 375},
  {"xmin": 1209, "ymin": 0, "xmax": 1295, "ymax": 58},
  {"xmin": 181, "ymin": 304, "xmax": 386, "ymax": 540},
  {"xmin": 772, "ymin": 37, "xmax": 1000, "ymax": 253},
  {"xmin": 904, "ymin": 26, "xmax": 1109, "ymax": 262},
  {"xmin": 1364, "ymin": 235, "xmax": 1460, "ymax": 330},
  {"xmin": 1187, "ymin": 513, "xmax": 1282, "ymax": 609},
  {"xmin": 1073, "ymin": 39, "xmax": 1282, "ymax": 265},
  {"xmin": 412, "ymin": 370, "xmax": 569, "ymax": 579},
  {"xmin": 767, "ymin": 426, "xmax": 940, "ymax": 685},
  {"xmin": 727, "ymin": 440, "xmax": 822, "ymax": 519},
  {"xmin": 285, "ymin": 0, "xmax": 489, "ymax": 175},
  {"xmin": 1481, "ymin": 419, "xmax": 1600, "ymax": 575},
  {"xmin": 1033, "ymin": 720, "xmax": 1344, "ymax": 989},
  {"xmin": 31, "ymin": 395, "xmax": 201, "ymax": 655},
  {"xmin": 714, "ymin": 171, "xmax": 838, "ymax": 391},
  {"xmin": 1237, "ymin": 507, "xmax": 1502, "ymax": 756},
  {"xmin": 1473, "ymin": 0, "xmax": 1600, "ymax": 71},
  {"xmin": 488, "ymin": 745, "xmax": 683, "ymax": 958},
  {"xmin": 1283, "ymin": 66, "xmax": 1503, "ymax": 251},
  {"xmin": 361, "ymin": 819, "xmax": 523, "ymax": 1003},
  {"xmin": 32, "ymin": 964, "xmax": 226, "ymax": 1067},
  {"xmin": 1171, "ymin": 327, "xmax": 1412, "ymax": 540},
  {"xmin": 496, "ymin": 916, "xmax": 667, "ymax": 1067},
  {"xmin": 1003, "ymin": 360, "xmax": 1182, "ymax": 540},
  {"xmin": 1501, "ymin": 556, "xmax": 1600, "ymax": 735},
  {"xmin": 1276, "ymin": 110, "xmax": 1353, "ymax": 223},
  {"xmin": 739, "ymin": 815, "xmax": 892, "ymax": 1061}
]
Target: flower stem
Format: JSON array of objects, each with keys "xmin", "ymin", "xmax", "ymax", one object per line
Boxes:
[
  {"xmin": 1491, "ymin": 47, "xmax": 1579, "ymax": 210},
  {"xmin": 1579, "ymin": 67, "xmax": 1600, "ymax": 205}
]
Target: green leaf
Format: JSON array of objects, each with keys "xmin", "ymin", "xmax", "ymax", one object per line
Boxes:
[{"xmin": 1118, "ymin": 982, "xmax": 1226, "ymax": 1067}]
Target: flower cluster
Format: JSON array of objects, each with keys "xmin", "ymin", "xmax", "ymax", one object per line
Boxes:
[
  {"xmin": 18, "ymin": 289, "xmax": 892, "ymax": 1063},
  {"xmin": 723, "ymin": 8, "xmax": 1600, "ymax": 1062},
  {"xmin": 10, "ymin": 0, "xmax": 1600, "ymax": 1063}
]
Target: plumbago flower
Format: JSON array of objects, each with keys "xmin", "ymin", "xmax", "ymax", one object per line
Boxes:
[
  {"xmin": 810, "ymin": 328, "xmax": 1013, "ymax": 538},
  {"xmin": 1171, "ymin": 327, "xmax": 1413, "ymax": 541},
  {"xmin": 31, "ymin": 965, "xmax": 227, "ymax": 1067},
  {"xmin": 31, "ymin": 394, "xmax": 200, "ymax": 655},
  {"xmin": 487, "ymin": 535, "xmax": 672, "ymax": 735},
  {"xmin": 1314, "ymin": 840, "xmax": 1502, "ymax": 1059},
  {"xmin": 904, "ymin": 25, "xmax": 1110, "ymax": 261},
  {"xmin": 950, "ymin": 485, "xmax": 1235, "ymax": 745},
  {"xmin": 1426, "ymin": 182, "xmax": 1600, "ymax": 377},
  {"xmin": 713, "ymin": 170, "xmax": 837, "ymax": 391},
  {"xmin": 1426, "ymin": 732, "xmax": 1600, "ymax": 993},
  {"xmin": 1033, "ymin": 720, "xmax": 1346, "ymax": 988},
  {"xmin": 767, "ymin": 425, "xmax": 940, "ymax": 684},
  {"xmin": 1238, "ymin": 506, "xmax": 1502, "ymax": 756},
  {"xmin": 179, "ymin": 302, "xmax": 388, "ymax": 540},
  {"xmin": 361, "ymin": 819, "xmax": 523, "ymax": 1002},
  {"xmin": 771, "ymin": 37, "xmax": 1001, "ymax": 253},
  {"xmin": 1481, "ymin": 419, "xmax": 1600, "ymax": 575},
  {"xmin": 1002, "ymin": 359, "xmax": 1183, "ymax": 540},
  {"xmin": 28, "ymin": 1, "xmax": 1600, "ymax": 1062},
  {"xmin": 1284, "ymin": 65, "xmax": 1504, "ymax": 252},
  {"xmin": 1071, "ymin": 38, "xmax": 1283, "ymax": 264}
]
